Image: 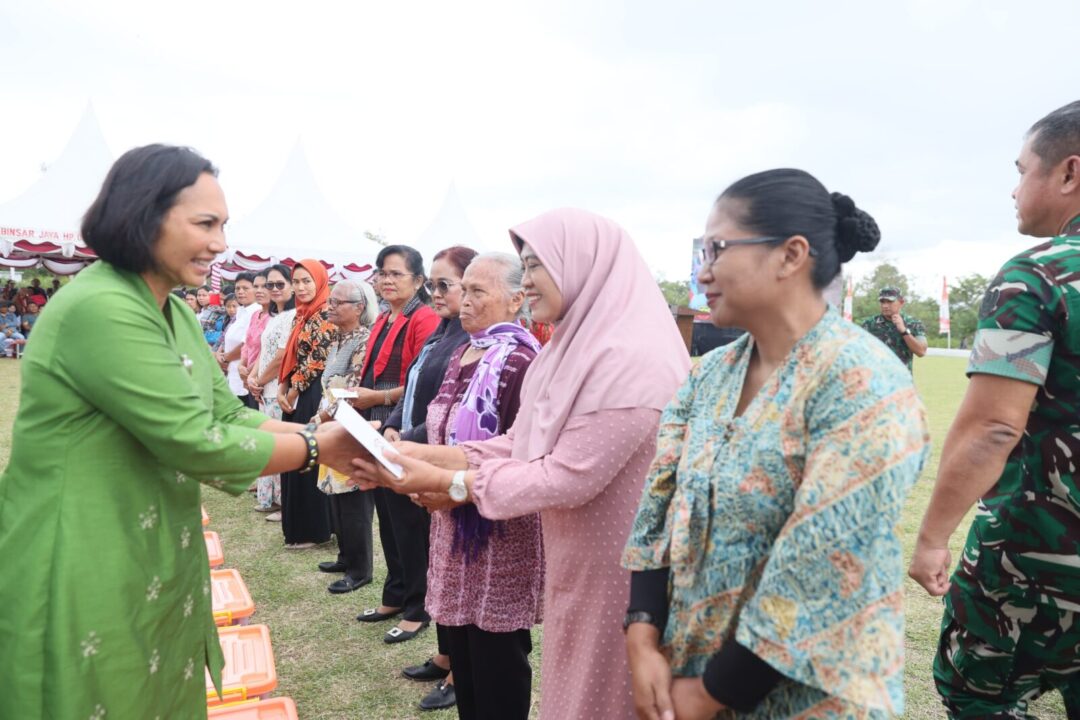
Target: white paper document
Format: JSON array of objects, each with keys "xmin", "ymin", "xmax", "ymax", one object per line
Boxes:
[
  {"xmin": 332, "ymin": 400, "xmax": 404, "ymax": 479},
  {"xmin": 327, "ymin": 388, "xmax": 358, "ymax": 401}
]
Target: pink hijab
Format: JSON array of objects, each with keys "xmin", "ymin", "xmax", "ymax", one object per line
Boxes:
[{"xmin": 509, "ymin": 208, "xmax": 691, "ymax": 461}]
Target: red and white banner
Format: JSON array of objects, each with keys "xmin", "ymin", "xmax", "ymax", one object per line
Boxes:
[
  {"xmin": 939, "ymin": 276, "xmax": 950, "ymax": 334},
  {"xmin": 843, "ymin": 276, "xmax": 854, "ymax": 322}
]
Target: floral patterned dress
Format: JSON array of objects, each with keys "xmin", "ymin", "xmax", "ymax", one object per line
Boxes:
[
  {"xmin": 623, "ymin": 308, "xmax": 930, "ymax": 719},
  {"xmin": 254, "ymin": 308, "xmax": 296, "ymax": 509}
]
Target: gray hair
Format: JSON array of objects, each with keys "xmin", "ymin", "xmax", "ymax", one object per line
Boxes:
[
  {"xmin": 471, "ymin": 251, "xmax": 529, "ymax": 322},
  {"xmin": 333, "ymin": 279, "xmax": 379, "ymax": 327}
]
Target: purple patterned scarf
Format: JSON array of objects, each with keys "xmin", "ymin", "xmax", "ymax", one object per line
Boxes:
[{"xmin": 448, "ymin": 322, "xmax": 542, "ymax": 561}]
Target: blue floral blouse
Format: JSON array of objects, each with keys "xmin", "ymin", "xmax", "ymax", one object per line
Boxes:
[{"xmin": 623, "ymin": 308, "xmax": 930, "ymax": 719}]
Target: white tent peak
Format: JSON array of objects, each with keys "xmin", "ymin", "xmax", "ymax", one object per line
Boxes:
[
  {"xmin": 412, "ymin": 181, "xmax": 488, "ymax": 262},
  {"xmin": 225, "ymin": 139, "xmax": 381, "ymax": 267},
  {"xmin": 0, "ymin": 102, "xmax": 113, "ymax": 245}
]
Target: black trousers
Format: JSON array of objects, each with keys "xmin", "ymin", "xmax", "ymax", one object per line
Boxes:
[
  {"xmin": 240, "ymin": 393, "xmax": 259, "ymax": 409},
  {"xmin": 328, "ymin": 490, "xmax": 374, "ymax": 582},
  {"xmin": 373, "ymin": 487, "xmax": 431, "ymax": 621},
  {"xmin": 280, "ymin": 383, "xmax": 331, "ymax": 545},
  {"xmin": 444, "ymin": 624, "xmax": 532, "ymax": 720}
]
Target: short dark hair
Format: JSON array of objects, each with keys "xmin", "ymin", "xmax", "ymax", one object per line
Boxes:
[
  {"xmin": 81, "ymin": 144, "xmax": 218, "ymax": 274},
  {"xmin": 265, "ymin": 263, "xmax": 296, "ymax": 314},
  {"xmin": 717, "ymin": 168, "xmax": 881, "ymax": 289},
  {"xmin": 377, "ymin": 244, "xmax": 430, "ymax": 303},
  {"xmin": 1028, "ymin": 100, "xmax": 1080, "ymax": 168},
  {"xmin": 432, "ymin": 245, "xmax": 479, "ymax": 278},
  {"xmin": 234, "ymin": 271, "xmax": 257, "ymax": 286}
]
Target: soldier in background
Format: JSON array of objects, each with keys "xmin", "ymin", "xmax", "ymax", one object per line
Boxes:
[
  {"xmin": 909, "ymin": 100, "xmax": 1080, "ymax": 718},
  {"xmin": 860, "ymin": 286, "xmax": 927, "ymax": 371}
]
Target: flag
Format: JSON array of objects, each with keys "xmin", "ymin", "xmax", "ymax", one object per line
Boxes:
[
  {"xmin": 939, "ymin": 275, "xmax": 950, "ymax": 334},
  {"xmin": 210, "ymin": 263, "xmax": 222, "ymax": 294},
  {"xmin": 843, "ymin": 276, "xmax": 854, "ymax": 322}
]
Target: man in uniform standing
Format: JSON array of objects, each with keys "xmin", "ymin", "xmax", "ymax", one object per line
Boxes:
[
  {"xmin": 909, "ymin": 100, "xmax": 1080, "ymax": 718},
  {"xmin": 860, "ymin": 286, "xmax": 927, "ymax": 371}
]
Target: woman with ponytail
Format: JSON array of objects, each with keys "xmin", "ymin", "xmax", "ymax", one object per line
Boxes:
[{"xmin": 621, "ymin": 169, "xmax": 931, "ymax": 720}]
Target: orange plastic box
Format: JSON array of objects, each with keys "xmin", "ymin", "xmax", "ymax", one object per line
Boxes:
[
  {"xmin": 206, "ymin": 624, "xmax": 278, "ymax": 707},
  {"xmin": 208, "ymin": 697, "xmax": 297, "ymax": 719},
  {"xmin": 211, "ymin": 568, "xmax": 255, "ymax": 627},
  {"xmin": 205, "ymin": 531, "xmax": 224, "ymax": 569},
  {"xmin": 202, "ymin": 505, "xmax": 210, "ymax": 527}
]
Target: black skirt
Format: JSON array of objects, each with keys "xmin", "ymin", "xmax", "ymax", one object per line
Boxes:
[{"xmin": 280, "ymin": 381, "xmax": 331, "ymax": 545}]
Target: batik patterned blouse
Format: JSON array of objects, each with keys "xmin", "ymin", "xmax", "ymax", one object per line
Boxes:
[
  {"xmin": 287, "ymin": 308, "xmax": 335, "ymax": 393},
  {"xmin": 623, "ymin": 308, "xmax": 930, "ymax": 718}
]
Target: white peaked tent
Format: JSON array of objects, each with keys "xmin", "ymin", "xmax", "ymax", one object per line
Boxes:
[
  {"xmin": 411, "ymin": 182, "xmax": 489, "ymax": 263},
  {"xmin": 0, "ymin": 104, "xmax": 112, "ymax": 273},
  {"xmin": 221, "ymin": 142, "xmax": 383, "ymax": 280}
]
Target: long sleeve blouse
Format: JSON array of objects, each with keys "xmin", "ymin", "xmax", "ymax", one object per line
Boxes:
[{"xmin": 287, "ymin": 308, "xmax": 336, "ymax": 393}]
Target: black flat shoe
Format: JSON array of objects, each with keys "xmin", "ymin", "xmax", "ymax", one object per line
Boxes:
[
  {"xmin": 385, "ymin": 621, "xmax": 429, "ymax": 644},
  {"xmin": 318, "ymin": 560, "xmax": 347, "ymax": 573},
  {"xmin": 419, "ymin": 681, "xmax": 456, "ymax": 711},
  {"xmin": 356, "ymin": 607, "xmax": 403, "ymax": 623},
  {"xmin": 327, "ymin": 576, "xmax": 371, "ymax": 594},
  {"xmin": 403, "ymin": 658, "xmax": 450, "ymax": 682}
]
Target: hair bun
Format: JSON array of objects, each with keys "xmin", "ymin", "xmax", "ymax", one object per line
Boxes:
[{"xmin": 830, "ymin": 192, "xmax": 880, "ymax": 263}]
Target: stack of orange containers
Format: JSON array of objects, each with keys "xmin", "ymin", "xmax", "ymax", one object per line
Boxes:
[{"xmin": 203, "ymin": 504, "xmax": 299, "ymax": 719}]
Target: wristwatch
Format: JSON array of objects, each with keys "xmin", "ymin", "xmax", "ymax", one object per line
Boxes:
[
  {"xmin": 622, "ymin": 610, "xmax": 661, "ymax": 633},
  {"xmin": 901, "ymin": 329, "xmax": 912, "ymax": 336},
  {"xmin": 448, "ymin": 470, "xmax": 468, "ymax": 502}
]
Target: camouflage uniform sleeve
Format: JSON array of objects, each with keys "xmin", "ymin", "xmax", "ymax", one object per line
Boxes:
[
  {"xmin": 967, "ymin": 256, "xmax": 1060, "ymax": 386},
  {"xmin": 908, "ymin": 316, "xmax": 927, "ymax": 340}
]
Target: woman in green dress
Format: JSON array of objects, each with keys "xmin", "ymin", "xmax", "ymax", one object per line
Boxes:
[{"xmin": 0, "ymin": 144, "xmax": 361, "ymax": 720}]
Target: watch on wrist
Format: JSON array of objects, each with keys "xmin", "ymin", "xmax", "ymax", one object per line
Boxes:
[
  {"xmin": 623, "ymin": 610, "xmax": 661, "ymax": 633},
  {"xmin": 448, "ymin": 470, "xmax": 468, "ymax": 502},
  {"xmin": 901, "ymin": 329, "xmax": 911, "ymax": 336}
]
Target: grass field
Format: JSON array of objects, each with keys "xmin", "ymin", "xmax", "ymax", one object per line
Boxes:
[{"xmin": 0, "ymin": 356, "xmax": 1070, "ymax": 718}]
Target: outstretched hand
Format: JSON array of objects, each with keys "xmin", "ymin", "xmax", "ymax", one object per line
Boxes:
[{"xmin": 350, "ymin": 442, "xmax": 450, "ymax": 496}]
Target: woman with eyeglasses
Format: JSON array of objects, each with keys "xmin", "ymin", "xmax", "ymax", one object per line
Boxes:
[
  {"xmin": 622, "ymin": 170, "xmax": 930, "ymax": 720},
  {"xmin": 309, "ymin": 278, "xmax": 380, "ymax": 593},
  {"xmin": 276, "ymin": 260, "xmax": 337, "ymax": 548},
  {"xmin": 248, "ymin": 264, "xmax": 297, "ymax": 517},
  {"xmin": 384, "ymin": 245, "xmax": 477, "ymax": 711},
  {"xmin": 349, "ymin": 209, "xmax": 690, "ymax": 720},
  {"xmin": 351, "ymin": 245, "xmax": 440, "ymax": 639}
]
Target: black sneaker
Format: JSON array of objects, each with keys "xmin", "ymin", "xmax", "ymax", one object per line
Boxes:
[{"xmin": 419, "ymin": 682, "xmax": 456, "ymax": 711}]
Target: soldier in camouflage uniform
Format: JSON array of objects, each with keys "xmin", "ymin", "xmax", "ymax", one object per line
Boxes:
[
  {"xmin": 909, "ymin": 100, "xmax": 1080, "ymax": 719},
  {"xmin": 860, "ymin": 286, "xmax": 927, "ymax": 371}
]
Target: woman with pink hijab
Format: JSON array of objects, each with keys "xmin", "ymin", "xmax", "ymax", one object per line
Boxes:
[{"xmin": 351, "ymin": 208, "xmax": 690, "ymax": 719}]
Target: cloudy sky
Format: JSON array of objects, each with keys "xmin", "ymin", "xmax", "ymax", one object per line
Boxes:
[{"xmin": 1, "ymin": 0, "xmax": 1078, "ymax": 297}]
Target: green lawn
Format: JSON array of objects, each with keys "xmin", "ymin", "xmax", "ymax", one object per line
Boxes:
[{"xmin": 0, "ymin": 356, "xmax": 1069, "ymax": 718}]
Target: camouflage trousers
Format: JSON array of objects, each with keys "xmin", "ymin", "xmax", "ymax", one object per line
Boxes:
[{"xmin": 934, "ymin": 604, "xmax": 1080, "ymax": 719}]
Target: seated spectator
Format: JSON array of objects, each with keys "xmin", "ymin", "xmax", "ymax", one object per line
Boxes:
[
  {"xmin": 2, "ymin": 281, "xmax": 15, "ymax": 302},
  {"xmin": 1, "ymin": 304, "xmax": 20, "ymax": 333},
  {"xmin": 48, "ymin": 278, "xmax": 61, "ymax": 297},
  {"xmin": 183, "ymin": 291, "xmax": 199, "ymax": 312},
  {"xmin": 20, "ymin": 303, "xmax": 39, "ymax": 336},
  {"xmin": 3, "ymin": 327, "xmax": 26, "ymax": 358},
  {"xmin": 12, "ymin": 288, "xmax": 30, "ymax": 316}
]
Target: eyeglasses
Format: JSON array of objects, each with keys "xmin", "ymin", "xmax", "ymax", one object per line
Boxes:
[
  {"xmin": 424, "ymin": 279, "xmax": 459, "ymax": 295},
  {"xmin": 328, "ymin": 299, "xmax": 363, "ymax": 308},
  {"xmin": 696, "ymin": 235, "xmax": 816, "ymax": 265},
  {"xmin": 265, "ymin": 281, "xmax": 288, "ymax": 290},
  {"xmin": 376, "ymin": 270, "xmax": 414, "ymax": 282}
]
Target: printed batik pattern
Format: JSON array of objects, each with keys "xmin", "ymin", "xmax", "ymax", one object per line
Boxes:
[
  {"xmin": 289, "ymin": 309, "xmax": 336, "ymax": 392},
  {"xmin": 623, "ymin": 308, "xmax": 929, "ymax": 719}
]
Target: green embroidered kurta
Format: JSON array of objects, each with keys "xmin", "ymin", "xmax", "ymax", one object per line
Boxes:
[{"xmin": 0, "ymin": 262, "xmax": 276, "ymax": 720}]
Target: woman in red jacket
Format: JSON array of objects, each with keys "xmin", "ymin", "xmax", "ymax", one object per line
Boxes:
[{"xmin": 350, "ymin": 245, "xmax": 439, "ymax": 641}]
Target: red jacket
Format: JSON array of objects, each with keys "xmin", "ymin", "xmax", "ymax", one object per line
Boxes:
[{"xmin": 358, "ymin": 304, "xmax": 439, "ymax": 385}]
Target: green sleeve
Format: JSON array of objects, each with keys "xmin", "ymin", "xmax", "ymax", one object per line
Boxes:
[
  {"xmin": 908, "ymin": 316, "xmax": 927, "ymax": 339},
  {"xmin": 57, "ymin": 290, "xmax": 275, "ymax": 494},
  {"xmin": 207, "ymin": 346, "xmax": 270, "ymax": 430},
  {"xmin": 622, "ymin": 356, "xmax": 699, "ymax": 570},
  {"xmin": 967, "ymin": 257, "xmax": 1059, "ymax": 385}
]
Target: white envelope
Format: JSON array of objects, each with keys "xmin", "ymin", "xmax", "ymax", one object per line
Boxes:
[{"xmin": 332, "ymin": 400, "xmax": 404, "ymax": 479}]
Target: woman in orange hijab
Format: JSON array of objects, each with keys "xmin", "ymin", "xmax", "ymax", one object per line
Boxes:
[{"xmin": 277, "ymin": 259, "xmax": 337, "ymax": 548}]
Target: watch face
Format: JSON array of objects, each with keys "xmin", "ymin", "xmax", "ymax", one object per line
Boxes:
[{"xmin": 449, "ymin": 484, "xmax": 468, "ymax": 502}]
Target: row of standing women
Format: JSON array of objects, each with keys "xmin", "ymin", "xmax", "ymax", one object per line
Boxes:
[{"xmin": 0, "ymin": 141, "xmax": 932, "ymax": 720}]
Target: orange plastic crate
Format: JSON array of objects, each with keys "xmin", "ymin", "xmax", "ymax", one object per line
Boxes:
[
  {"xmin": 205, "ymin": 531, "xmax": 224, "ymax": 569},
  {"xmin": 202, "ymin": 505, "xmax": 210, "ymax": 527},
  {"xmin": 207, "ymin": 697, "xmax": 297, "ymax": 719},
  {"xmin": 206, "ymin": 624, "xmax": 278, "ymax": 707},
  {"xmin": 211, "ymin": 569, "xmax": 255, "ymax": 626}
]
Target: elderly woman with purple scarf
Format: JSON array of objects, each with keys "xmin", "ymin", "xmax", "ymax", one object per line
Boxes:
[{"xmin": 413, "ymin": 252, "xmax": 543, "ymax": 720}]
